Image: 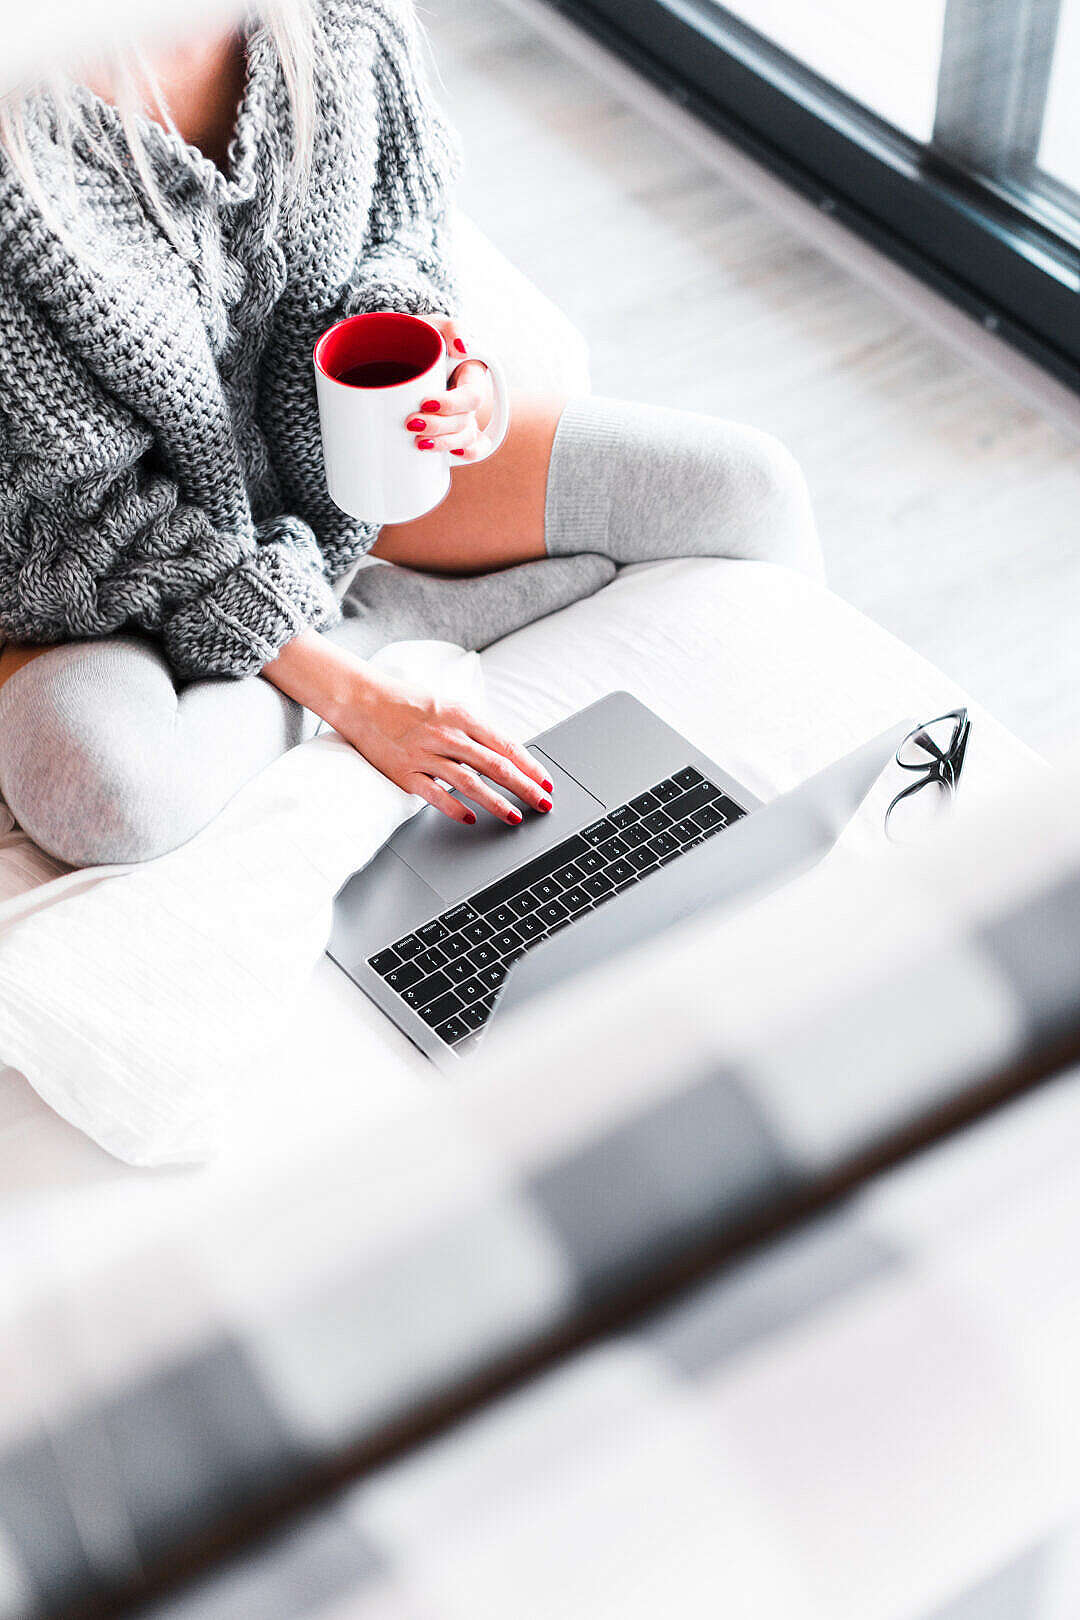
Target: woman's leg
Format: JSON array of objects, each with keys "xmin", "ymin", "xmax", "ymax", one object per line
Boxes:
[
  {"xmin": 372, "ymin": 390, "xmax": 821, "ymax": 597},
  {"xmin": 0, "ymin": 638, "xmax": 313, "ymax": 867}
]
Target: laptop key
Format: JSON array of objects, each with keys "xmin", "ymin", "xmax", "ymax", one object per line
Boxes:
[
  {"xmin": 419, "ymin": 991, "xmax": 464, "ymax": 1028},
  {"xmin": 385, "ymin": 961, "xmax": 423, "ymax": 993},
  {"xmin": 652, "ymin": 778, "xmax": 683, "ymax": 803},
  {"xmin": 672, "ymin": 817, "xmax": 699, "ymax": 843},
  {"xmin": 392, "ymin": 933, "xmax": 424, "ymax": 961},
  {"xmin": 641, "ymin": 808, "xmax": 671, "ymax": 836},
  {"xmin": 538, "ymin": 900, "xmax": 570, "ymax": 927},
  {"xmin": 582, "ymin": 819, "xmax": 616, "ymax": 846},
  {"xmin": 576, "ymin": 849, "xmax": 605, "ymax": 874},
  {"xmin": 479, "ymin": 963, "xmax": 507, "ymax": 990},
  {"xmin": 715, "ymin": 795, "xmax": 747, "ymax": 822},
  {"xmin": 441, "ymin": 932, "xmax": 473, "ymax": 961},
  {"xmin": 369, "ymin": 949, "xmax": 399, "ymax": 976},
  {"xmin": 627, "ymin": 847, "xmax": 655, "ymax": 872},
  {"xmin": 508, "ymin": 891, "xmax": 539, "ymax": 917},
  {"xmin": 457, "ymin": 976, "xmax": 486, "ymax": 1005},
  {"xmin": 622, "ymin": 824, "xmax": 650, "ymax": 849},
  {"xmin": 691, "ymin": 803, "xmax": 723, "ymax": 831},
  {"xmin": 413, "ymin": 947, "xmax": 446, "ymax": 976},
  {"xmin": 674, "ymin": 766, "xmax": 704, "ymax": 790},
  {"xmin": 492, "ymin": 930, "xmax": 520, "ymax": 955},
  {"xmin": 629, "ymin": 790, "xmax": 660, "ymax": 816},
  {"xmin": 554, "ymin": 862, "xmax": 583, "ymax": 887},
  {"xmin": 608, "ymin": 859, "xmax": 635, "ymax": 884},
  {"xmin": 442, "ymin": 903, "xmax": 479, "ymax": 932},
  {"xmin": 408, "ymin": 970, "xmax": 454, "ymax": 1008},
  {"xmin": 533, "ymin": 877, "xmax": 562, "ymax": 903},
  {"xmin": 561, "ymin": 885, "xmax": 591, "ymax": 913},
  {"xmin": 583, "ymin": 871, "xmax": 615, "ymax": 899},
  {"xmin": 460, "ymin": 1003, "xmax": 488, "ymax": 1032},
  {"xmin": 435, "ymin": 1015, "xmax": 470, "ymax": 1046},
  {"xmin": 489, "ymin": 905, "xmax": 518, "ymax": 931},
  {"xmin": 649, "ymin": 832, "xmax": 679, "ymax": 858},
  {"xmin": 608, "ymin": 804, "xmax": 637, "ymax": 828},
  {"xmin": 462, "ymin": 919, "xmax": 494, "ymax": 946},
  {"xmin": 668, "ymin": 781, "xmax": 721, "ymax": 820},
  {"xmin": 418, "ymin": 919, "xmax": 449, "ymax": 947},
  {"xmin": 515, "ymin": 914, "xmax": 546, "ymax": 941},
  {"xmin": 504, "ymin": 948, "xmax": 526, "ymax": 965},
  {"xmin": 444, "ymin": 958, "xmax": 474, "ymax": 985},
  {"xmin": 603, "ymin": 835, "xmax": 631, "ymax": 860},
  {"xmin": 469, "ymin": 943, "xmax": 497, "ymax": 970}
]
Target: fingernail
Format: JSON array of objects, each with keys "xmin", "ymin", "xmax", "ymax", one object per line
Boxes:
[
  {"xmin": 538, "ymin": 798, "xmax": 552, "ymax": 813},
  {"xmin": 454, "ymin": 338, "xmax": 467, "ymax": 354},
  {"xmin": 417, "ymin": 438, "xmax": 435, "ymax": 450},
  {"xmin": 507, "ymin": 809, "xmax": 522, "ymax": 825},
  {"xmin": 421, "ymin": 399, "xmax": 441, "ymax": 413},
  {"xmin": 451, "ymin": 447, "xmax": 466, "ymax": 457},
  {"xmin": 406, "ymin": 416, "xmax": 426, "ymax": 431},
  {"xmin": 542, "ymin": 778, "xmax": 554, "ymax": 792},
  {"xmin": 463, "ymin": 810, "xmax": 476, "ymax": 825}
]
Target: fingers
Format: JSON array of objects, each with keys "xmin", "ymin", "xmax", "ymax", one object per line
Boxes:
[
  {"xmin": 457, "ymin": 715, "xmax": 553, "ymax": 797},
  {"xmin": 410, "ymin": 374, "xmax": 488, "ymax": 423},
  {"xmin": 433, "ymin": 760, "xmax": 524, "ymax": 825},
  {"xmin": 430, "ymin": 314, "xmax": 470, "ymax": 360},
  {"xmin": 406, "ymin": 773, "xmax": 478, "ymax": 826},
  {"xmin": 450, "ymin": 736, "xmax": 553, "ymax": 814}
]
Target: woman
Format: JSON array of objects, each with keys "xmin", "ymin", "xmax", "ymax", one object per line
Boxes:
[{"xmin": 0, "ymin": 0, "xmax": 820, "ymax": 867}]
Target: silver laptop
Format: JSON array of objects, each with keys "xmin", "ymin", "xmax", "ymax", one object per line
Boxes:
[{"xmin": 329, "ymin": 691, "xmax": 907, "ymax": 1069}]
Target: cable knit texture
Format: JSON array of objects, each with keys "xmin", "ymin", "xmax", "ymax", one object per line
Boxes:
[{"xmin": 0, "ymin": 0, "xmax": 460, "ymax": 679}]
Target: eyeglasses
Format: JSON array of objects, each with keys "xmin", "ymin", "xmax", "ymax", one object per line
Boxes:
[{"xmin": 885, "ymin": 709, "xmax": 971, "ymax": 843}]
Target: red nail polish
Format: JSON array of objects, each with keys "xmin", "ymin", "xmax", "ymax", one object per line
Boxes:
[
  {"xmin": 454, "ymin": 338, "xmax": 467, "ymax": 354},
  {"xmin": 451, "ymin": 447, "xmax": 466, "ymax": 457},
  {"xmin": 463, "ymin": 810, "xmax": 476, "ymax": 825},
  {"xmin": 538, "ymin": 798, "xmax": 552, "ymax": 813},
  {"xmin": 508, "ymin": 809, "xmax": 522, "ymax": 825},
  {"xmin": 406, "ymin": 417, "xmax": 426, "ymax": 431},
  {"xmin": 421, "ymin": 399, "xmax": 441, "ymax": 413},
  {"xmin": 417, "ymin": 438, "xmax": 435, "ymax": 450},
  {"xmin": 542, "ymin": 778, "xmax": 554, "ymax": 792}
]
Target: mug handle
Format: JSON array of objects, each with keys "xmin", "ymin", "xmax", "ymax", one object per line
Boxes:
[{"xmin": 450, "ymin": 347, "xmax": 511, "ymax": 461}]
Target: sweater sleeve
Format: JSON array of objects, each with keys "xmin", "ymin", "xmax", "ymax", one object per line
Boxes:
[
  {"xmin": 0, "ymin": 402, "xmax": 338, "ymax": 683},
  {"xmin": 343, "ymin": 0, "xmax": 463, "ymax": 320}
]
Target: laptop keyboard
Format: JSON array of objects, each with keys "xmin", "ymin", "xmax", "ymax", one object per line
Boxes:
[{"xmin": 366, "ymin": 766, "xmax": 746, "ymax": 1052}]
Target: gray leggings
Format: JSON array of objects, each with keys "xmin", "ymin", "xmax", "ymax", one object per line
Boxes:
[{"xmin": 0, "ymin": 396, "xmax": 820, "ymax": 867}]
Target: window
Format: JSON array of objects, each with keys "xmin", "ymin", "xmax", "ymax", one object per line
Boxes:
[{"xmin": 551, "ymin": 0, "xmax": 1080, "ymax": 387}]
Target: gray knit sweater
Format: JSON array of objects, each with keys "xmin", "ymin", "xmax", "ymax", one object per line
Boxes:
[{"xmin": 0, "ymin": 0, "xmax": 460, "ymax": 679}]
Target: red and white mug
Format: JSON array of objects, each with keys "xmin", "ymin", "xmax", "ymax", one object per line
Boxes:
[{"xmin": 313, "ymin": 311, "xmax": 511, "ymax": 525}]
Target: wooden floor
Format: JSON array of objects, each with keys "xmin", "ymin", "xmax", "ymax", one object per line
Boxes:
[{"xmin": 423, "ymin": 0, "xmax": 1080, "ymax": 753}]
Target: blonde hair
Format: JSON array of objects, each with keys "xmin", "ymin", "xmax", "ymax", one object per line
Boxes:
[{"xmin": 0, "ymin": 0, "xmax": 325, "ymax": 260}]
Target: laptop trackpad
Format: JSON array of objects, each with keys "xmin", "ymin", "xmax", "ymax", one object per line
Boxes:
[{"xmin": 389, "ymin": 750, "xmax": 604, "ymax": 903}]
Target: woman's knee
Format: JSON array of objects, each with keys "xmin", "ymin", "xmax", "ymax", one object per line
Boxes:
[
  {"xmin": 0, "ymin": 639, "xmax": 205, "ymax": 866},
  {"xmin": 704, "ymin": 421, "xmax": 823, "ymax": 580}
]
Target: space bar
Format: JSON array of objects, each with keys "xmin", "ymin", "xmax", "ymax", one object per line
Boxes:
[{"xmin": 472, "ymin": 832, "xmax": 590, "ymax": 913}]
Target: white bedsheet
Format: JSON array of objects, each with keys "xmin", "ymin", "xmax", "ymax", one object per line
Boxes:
[{"xmin": 0, "ymin": 561, "xmax": 1035, "ymax": 1190}]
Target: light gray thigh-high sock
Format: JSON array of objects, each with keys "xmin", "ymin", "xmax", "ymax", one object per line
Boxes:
[{"xmin": 544, "ymin": 395, "xmax": 823, "ymax": 580}]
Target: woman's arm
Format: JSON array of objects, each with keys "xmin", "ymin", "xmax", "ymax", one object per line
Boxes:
[{"xmin": 263, "ymin": 630, "xmax": 554, "ymax": 825}]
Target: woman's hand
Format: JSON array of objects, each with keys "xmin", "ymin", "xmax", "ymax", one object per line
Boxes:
[
  {"xmin": 404, "ymin": 315, "xmax": 496, "ymax": 465},
  {"xmin": 263, "ymin": 631, "xmax": 554, "ymax": 825}
]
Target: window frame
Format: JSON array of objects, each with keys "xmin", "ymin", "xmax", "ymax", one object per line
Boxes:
[{"xmin": 545, "ymin": 0, "xmax": 1080, "ymax": 390}]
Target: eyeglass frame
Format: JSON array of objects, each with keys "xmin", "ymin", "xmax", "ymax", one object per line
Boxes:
[{"xmin": 884, "ymin": 708, "xmax": 971, "ymax": 841}]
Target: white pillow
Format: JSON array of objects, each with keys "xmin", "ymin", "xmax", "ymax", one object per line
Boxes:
[{"xmin": 0, "ymin": 641, "xmax": 482, "ymax": 1166}]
